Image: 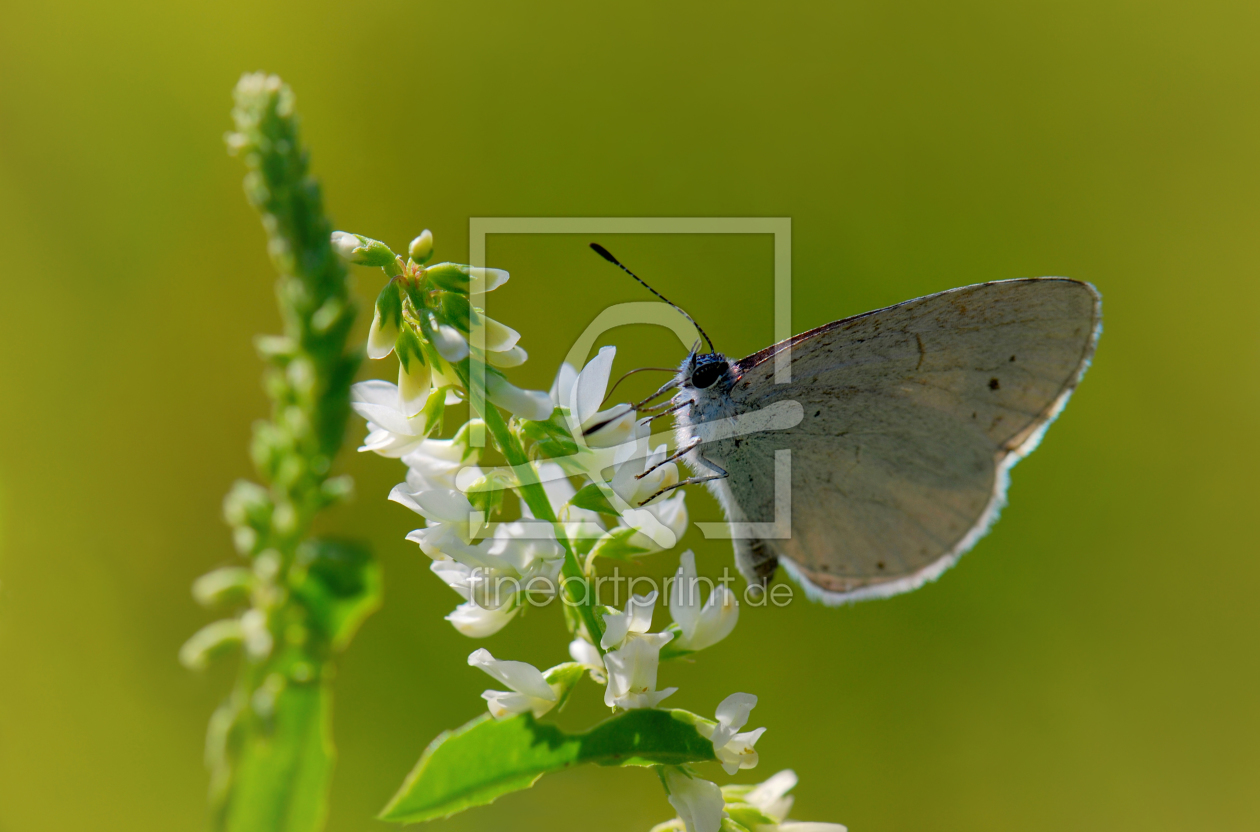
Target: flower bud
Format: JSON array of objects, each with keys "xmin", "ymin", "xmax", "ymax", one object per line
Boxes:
[
  {"xmin": 192, "ymin": 567, "xmax": 254, "ymax": 608},
  {"xmin": 179, "ymin": 619, "xmax": 244, "ymax": 670},
  {"xmin": 330, "ymin": 231, "xmax": 397, "ymax": 267},
  {"xmin": 408, "ymin": 229, "xmax": 434, "ymax": 264}
]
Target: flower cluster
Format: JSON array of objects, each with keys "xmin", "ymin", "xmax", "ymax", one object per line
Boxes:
[
  {"xmin": 339, "ymin": 228, "xmax": 844, "ymax": 832},
  {"xmin": 653, "ymin": 769, "xmax": 848, "ymax": 832}
]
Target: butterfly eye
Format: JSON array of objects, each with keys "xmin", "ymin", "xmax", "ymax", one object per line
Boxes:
[{"xmin": 691, "ymin": 362, "xmax": 726, "ymax": 389}]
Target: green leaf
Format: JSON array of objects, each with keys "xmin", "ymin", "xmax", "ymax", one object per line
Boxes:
[
  {"xmin": 380, "ymin": 709, "xmax": 716, "ymax": 824},
  {"xmin": 293, "ymin": 538, "xmax": 381, "ymax": 651},
  {"xmin": 569, "ymin": 482, "xmax": 622, "ymax": 518},
  {"xmin": 218, "ymin": 681, "xmax": 335, "ymax": 832}
]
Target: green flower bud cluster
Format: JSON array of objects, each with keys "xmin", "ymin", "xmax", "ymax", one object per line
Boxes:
[
  {"xmin": 184, "ymin": 73, "xmax": 381, "ymax": 831},
  {"xmin": 335, "ymin": 227, "xmax": 554, "ymax": 424}
]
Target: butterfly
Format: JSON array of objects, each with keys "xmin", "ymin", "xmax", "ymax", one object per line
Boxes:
[{"xmin": 591, "ymin": 244, "xmax": 1101, "ymax": 605}]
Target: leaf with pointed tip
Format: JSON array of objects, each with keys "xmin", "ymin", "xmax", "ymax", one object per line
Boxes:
[
  {"xmin": 568, "ymin": 483, "xmax": 622, "ymax": 518},
  {"xmin": 379, "ymin": 708, "xmax": 715, "ymax": 824}
]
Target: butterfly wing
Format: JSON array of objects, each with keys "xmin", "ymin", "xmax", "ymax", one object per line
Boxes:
[{"xmin": 720, "ymin": 278, "xmax": 1101, "ymax": 604}]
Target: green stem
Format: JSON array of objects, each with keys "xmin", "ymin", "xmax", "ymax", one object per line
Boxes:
[{"xmin": 452, "ymin": 363, "xmax": 605, "ymax": 652}]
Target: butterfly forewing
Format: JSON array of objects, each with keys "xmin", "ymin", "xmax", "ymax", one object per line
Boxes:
[{"xmin": 723, "ymin": 278, "xmax": 1101, "ymax": 603}]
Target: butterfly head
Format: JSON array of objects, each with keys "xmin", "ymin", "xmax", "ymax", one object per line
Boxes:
[{"xmin": 682, "ymin": 350, "xmax": 734, "ymax": 392}]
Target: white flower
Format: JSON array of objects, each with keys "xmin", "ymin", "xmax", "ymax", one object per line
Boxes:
[
  {"xmin": 485, "ymin": 373, "xmax": 554, "ymax": 421},
  {"xmin": 662, "ymin": 768, "xmax": 725, "ymax": 832},
  {"xmin": 446, "ymin": 599, "xmax": 518, "ymax": 638},
  {"xmin": 487, "ymin": 345, "xmax": 528, "ymax": 367},
  {"xmin": 740, "ymin": 770, "xmax": 798, "ymax": 825},
  {"xmin": 398, "ymin": 356, "xmax": 433, "ymax": 417},
  {"xmin": 697, "ymin": 692, "xmax": 765, "ymax": 775},
  {"xmin": 430, "ymin": 558, "xmax": 519, "ymax": 637},
  {"xmin": 391, "ymin": 487, "xmax": 484, "ymax": 544},
  {"xmin": 427, "ymin": 316, "xmax": 470, "ymax": 362},
  {"xmin": 550, "ymin": 360, "xmax": 579, "ymax": 410},
  {"xmin": 603, "ymin": 629, "xmax": 676, "ymax": 710},
  {"xmin": 610, "ymin": 440, "xmax": 680, "ymax": 507},
  {"xmin": 523, "ymin": 462, "xmax": 607, "ymax": 542},
  {"xmin": 351, "ymin": 380, "xmax": 440, "ymax": 457},
  {"xmin": 479, "ymin": 315, "xmax": 521, "ymax": 352},
  {"xmin": 561, "ymin": 346, "xmax": 642, "ymax": 448},
  {"xmin": 406, "ymin": 522, "xmax": 494, "ymax": 567},
  {"xmin": 569, "ymin": 637, "xmax": 604, "ymax": 669},
  {"xmin": 601, "ymin": 591, "xmax": 658, "ymax": 650},
  {"xmin": 723, "ymin": 770, "xmax": 848, "ymax": 832},
  {"xmin": 429, "ymin": 359, "xmax": 464, "ymax": 404},
  {"xmin": 468, "ymin": 649, "xmax": 559, "ymax": 720},
  {"xmin": 619, "ymin": 490, "xmax": 689, "ymax": 551},
  {"xmin": 400, "ymin": 437, "xmax": 480, "ymax": 492},
  {"xmin": 486, "ymin": 520, "xmax": 565, "ymax": 587},
  {"xmin": 367, "ymin": 304, "xmax": 400, "ymax": 359},
  {"xmin": 668, "ymin": 551, "xmax": 738, "ymax": 652}
]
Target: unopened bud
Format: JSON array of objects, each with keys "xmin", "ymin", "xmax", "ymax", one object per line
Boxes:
[
  {"xmin": 408, "ymin": 229, "xmax": 434, "ymax": 264},
  {"xmin": 330, "ymin": 231, "xmax": 397, "ymax": 267}
]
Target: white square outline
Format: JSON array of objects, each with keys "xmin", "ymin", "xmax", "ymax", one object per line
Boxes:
[{"xmin": 467, "ymin": 217, "xmax": 792, "ymax": 540}]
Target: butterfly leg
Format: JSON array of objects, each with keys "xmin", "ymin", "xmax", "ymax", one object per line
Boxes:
[
  {"xmin": 635, "ymin": 436, "xmax": 703, "ymax": 481},
  {"xmin": 636, "ymin": 453, "xmax": 728, "ymax": 506}
]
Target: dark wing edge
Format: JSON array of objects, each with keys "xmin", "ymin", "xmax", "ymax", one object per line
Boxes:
[{"xmin": 772, "ymin": 278, "xmax": 1104, "ymax": 606}]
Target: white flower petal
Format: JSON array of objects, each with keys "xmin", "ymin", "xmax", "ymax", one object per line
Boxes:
[
  {"xmin": 669, "ymin": 550, "xmax": 702, "ymax": 636},
  {"xmin": 398, "ymin": 359, "xmax": 433, "ymax": 417},
  {"xmin": 572, "ymin": 346, "xmax": 616, "ymax": 426},
  {"xmin": 745, "ymin": 770, "xmax": 798, "ymax": 819},
  {"xmin": 404, "ymin": 524, "xmax": 495, "ymax": 567},
  {"xmin": 330, "ymin": 231, "xmax": 360, "ymax": 260},
  {"xmin": 487, "ymin": 345, "xmax": 527, "ymax": 368},
  {"xmin": 482, "ymin": 689, "xmax": 541, "ymax": 719},
  {"xmin": 550, "ymin": 362, "xmax": 579, "ymax": 410},
  {"xmin": 446, "ymin": 600, "xmax": 517, "ymax": 638},
  {"xmin": 663, "ymin": 769, "xmax": 725, "ymax": 832},
  {"xmin": 431, "ymin": 558, "xmax": 473, "ymax": 600},
  {"xmin": 585, "ymin": 405, "xmax": 638, "ymax": 449},
  {"xmin": 412, "ymin": 488, "xmax": 476, "ymax": 524},
  {"xmin": 430, "ymin": 322, "xmax": 470, "ymax": 362},
  {"xmin": 569, "ymin": 637, "xmax": 604, "ymax": 669},
  {"xmin": 367, "ymin": 306, "xmax": 398, "ymax": 359},
  {"xmin": 602, "ymin": 631, "xmax": 673, "ymax": 709},
  {"xmin": 600, "ymin": 592, "xmax": 657, "ymax": 650},
  {"xmin": 481, "ymin": 316, "xmax": 521, "ymax": 351},
  {"xmin": 467, "ymin": 267, "xmax": 509, "ymax": 294},
  {"xmin": 711, "ymin": 692, "xmax": 758, "ymax": 749},
  {"xmin": 717, "ymin": 726, "xmax": 766, "ymax": 774},
  {"xmin": 684, "ymin": 585, "xmax": 738, "ymax": 652},
  {"xmin": 468, "ymin": 649, "xmax": 557, "ymax": 701},
  {"xmin": 485, "ymin": 374, "xmax": 553, "ymax": 421},
  {"xmin": 359, "ymin": 425, "xmax": 426, "ymax": 457}
]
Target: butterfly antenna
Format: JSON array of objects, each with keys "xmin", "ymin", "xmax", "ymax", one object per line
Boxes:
[
  {"xmin": 601, "ymin": 366, "xmax": 678, "ymax": 408},
  {"xmin": 589, "ymin": 243, "xmax": 717, "ymax": 354}
]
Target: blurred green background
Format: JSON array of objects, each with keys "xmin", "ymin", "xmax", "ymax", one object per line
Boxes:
[{"xmin": 2, "ymin": 2, "xmax": 1258, "ymax": 830}]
